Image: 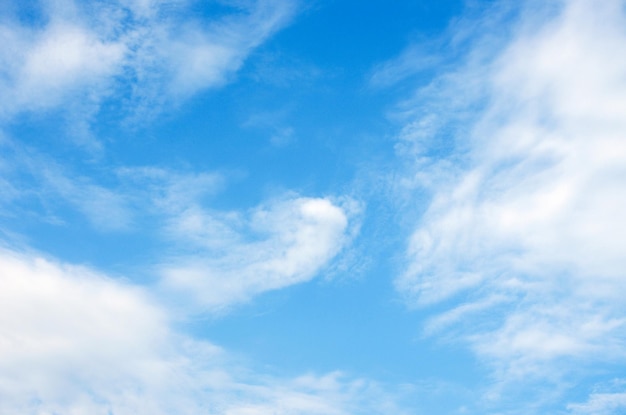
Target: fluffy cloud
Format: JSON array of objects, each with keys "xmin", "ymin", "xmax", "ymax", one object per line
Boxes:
[
  {"xmin": 0, "ymin": 247, "xmax": 405, "ymax": 415},
  {"xmin": 392, "ymin": 0, "xmax": 626, "ymax": 382},
  {"xmin": 159, "ymin": 196, "xmax": 353, "ymax": 312},
  {"xmin": 0, "ymin": 21, "xmax": 124, "ymax": 114},
  {"xmin": 114, "ymin": 167, "xmax": 355, "ymax": 311},
  {"xmin": 0, "ymin": 248, "xmax": 173, "ymax": 414}
]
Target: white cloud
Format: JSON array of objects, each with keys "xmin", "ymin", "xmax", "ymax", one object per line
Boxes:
[
  {"xmin": 0, "ymin": 141, "xmax": 134, "ymax": 231},
  {"xmin": 568, "ymin": 391, "xmax": 626, "ymax": 415},
  {"xmin": 0, "ymin": 0, "xmax": 297, "ymax": 124},
  {"xmin": 391, "ymin": 0, "xmax": 626, "ymax": 385},
  {"xmin": 165, "ymin": 0, "xmax": 295, "ymax": 98},
  {"xmin": 115, "ymin": 168, "xmax": 356, "ymax": 311},
  {"xmin": 40, "ymin": 165, "xmax": 135, "ymax": 232},
  {"xmin": 0, "ymin": 152, "xmax": 354, "ymax": 308},
  {"xmin": 0, "ymin": 247, "xmax": 172, "ymax": 414},
  {"xmin": 0, "ymin": 247, "xmax": 407, "ymax": 415},
  {"xmin": 369, "ymin": 44, "xmax": 441, "ymax": 89},
  {"xmin": 3, "ymin": 22, "xmax": 125, "ymax": 113},
  {"xmin": 160, "ymin": 196, "xmax": 353, "ymax": 312}
]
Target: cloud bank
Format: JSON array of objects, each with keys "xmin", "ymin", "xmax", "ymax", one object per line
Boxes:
[
  {"xmin": 391, "ymin": 0, "xmax": 626, "ymax": 388},
  {"xmin": 0, "ymin": 248, "xmax": 406, "ymax": 415}
]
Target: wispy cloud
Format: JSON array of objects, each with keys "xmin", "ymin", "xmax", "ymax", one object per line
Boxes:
[
  {"xmin": 158, "ymin": 195, "xmax": 355, "ymax": 312},
  {"xmin": 384, "ymin": 0, "xmax": 626, "ymax": 406},
  {"xmin": 116, "ymin": 166, "xmax": 357, "ymax": 311},
  {"xmin": 0, "ymin": 20, "xmax": 123, "ymax": 113},
  {"xmin": 0, "ymin": 0, "xmax": 297, "ymax": 134},
  {"xmin": 0, "ymin": 149, "xmax": 357, "ymax": 312},
  {"xmin": 568, "ymin": 380, "xmax": 626, "ymax": 415},
  {"xmin": 0, "ymin": 247, "xmax": 408, "ymax": 415},
  {"xmin": 0, "ymin": 140, "xmax": 134, "ymax": 231},
  {"xmin": 369, "ymin": 44, "xmax": 441, "ymax": 89},
  {"xmin": 243, "ymin": 107, "xmax": 297, "ymax": 147}
]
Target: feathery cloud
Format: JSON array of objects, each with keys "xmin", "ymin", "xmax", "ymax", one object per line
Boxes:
[
  {"xmin": 389, "ymin": 0, "xmax": 626, "ymax": 388},
  {"xmin": 0, "ymin": 0, "xmax": 297, "ymax": 128}
]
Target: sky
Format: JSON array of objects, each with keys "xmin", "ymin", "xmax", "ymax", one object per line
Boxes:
[{"xmin": 1, "ymin": 0, "xmax": 626, "ymax": 414}]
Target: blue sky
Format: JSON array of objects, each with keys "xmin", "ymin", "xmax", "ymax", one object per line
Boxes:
[{"xmin": 1, "ymin": 0, "xmax": 626, "ymax": 414}]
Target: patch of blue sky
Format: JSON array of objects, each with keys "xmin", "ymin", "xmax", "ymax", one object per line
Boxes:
[{"xmin": 2, "ymin": 1, "xmax": 626, "ymax": 414}]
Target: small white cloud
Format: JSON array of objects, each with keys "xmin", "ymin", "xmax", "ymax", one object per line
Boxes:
[
  {"xmin": 568, "ymin": 392, "xmax": 626, "ymax": 415},
  {"xmin": 160, "ymin": 196, "xmax": 351, "ymax": 312},
  {"xmin": 369, "ymin": 44, "xmax": 441, "ymax": 89},
  {"xmin": 9, "ymin": 23, "xmax": 125, "ymax": 112},
  {"xmin": 115, "ymin": 169, "xmax": 356, "ymax": 311}
]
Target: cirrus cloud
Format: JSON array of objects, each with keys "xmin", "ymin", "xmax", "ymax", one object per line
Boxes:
[
  {"xmin": 387, "ymin": 0, "xmax": 626, "ymax": 403},
  {"xmin": 0, "ymin": 0, "xmax": 297, "ymax": 131}
]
